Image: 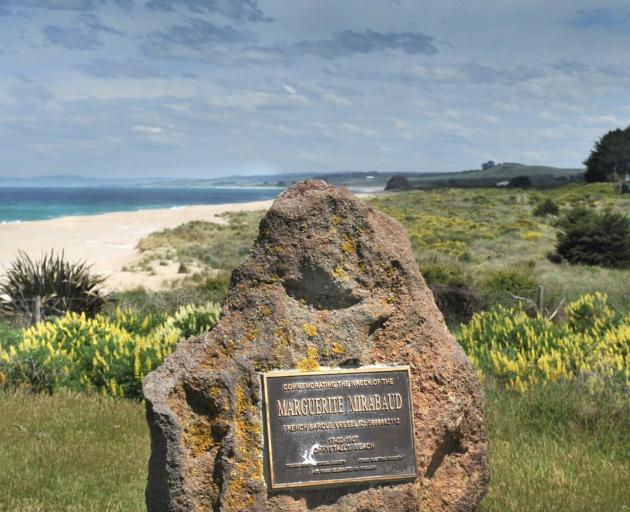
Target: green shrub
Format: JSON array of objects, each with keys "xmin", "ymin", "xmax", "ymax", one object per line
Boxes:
[
  {"xmin": 479, "ymin": 266, "xmax": 537, "ymax": 299},
  {"xmin": 533, "ymin": 198, "xmax": 559, "ymax": 217},
  {"xmin": 420, "ymin": 259, "xmax": 469, "ymax": 288},
  {"xmin": 0, "ymin": 322, "xmax": 20, "ymax": 348},
  {"xmin": 430, "ymin": 284, "xmax": 483, "ymax": 326},
  {"xmin": 420, "ymin": 259, "xmax": 482, "ymax": 324},
  {"xmin": 554, "ymin": 207, "xmax": 630, "ymax": 268},
  {"xmin": 0, "ymin": 251, "xmax": 106, "ymax": 319},
  {"xmin": 0, "ymin": 303, "xmax": 221, "ymax": 398},
  {"xmin": 510, "ymin": 175, "xmax": 533, "ymax": 188}
]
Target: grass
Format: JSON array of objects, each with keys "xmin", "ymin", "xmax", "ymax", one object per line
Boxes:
[
  {"xmin": 110, "ymin": 210, "xmax": 264, "ymax": 312},
  {"xmin": 368, "ymin": 184, "xmax": 630, "ymax": 312},
  {"xmin": 0, "ymin": 391, "xmax": 147, "ymax": 512},
  {"xmin": 0, "ymin": 383, "xmax": 627, "ymax": 511},
  {"xmin": 481, "ymin": 382, "xmax": 629, "ymax": 511},
  {"xmin": 3, "ymin": 182, "xmax": 626, "ymax": 509},
  {"xmin": 112, "ymin": 182, "xmax": 630, "ymax": 324},
  {"xmin": 121, "ymin": 183, "xmax": 630, "ymax": 315},
  {"xmin": 110, "ymin": 271, "xmax": 230, "ymax": 316},
  {"xmin": 135, "ymin": 210, "xmax": 264, "ymax": 274}
]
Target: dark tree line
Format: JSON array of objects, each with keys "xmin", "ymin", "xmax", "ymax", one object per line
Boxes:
[{"xmin": 584, "ymin": 126, "xmax": 630, "ymax": 183}]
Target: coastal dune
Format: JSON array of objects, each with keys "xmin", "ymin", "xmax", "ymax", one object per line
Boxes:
[{"xmin": 0, "ymin": 200, "xmax": 274, "ymax": 292}]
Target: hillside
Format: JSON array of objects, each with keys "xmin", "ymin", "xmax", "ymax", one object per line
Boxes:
[
  {"xmin": 148, "ymin": 164, "xmax": 584, "ymax": 191},
  {"xmin": 0, "ymin": 164, "xmax": 584, "ymax": 191},
  {"xmin": 146, "ymin": 171, "xmax": 415, "ymax": 190},
  {"xmin": 409, "ymin": 163, "xmax": 584, "ymax": 187}
]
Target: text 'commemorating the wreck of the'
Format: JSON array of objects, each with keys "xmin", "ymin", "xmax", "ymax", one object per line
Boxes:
[{"xmin": 262, "ymin": 366, "xmax": 417, "ymax": 489}]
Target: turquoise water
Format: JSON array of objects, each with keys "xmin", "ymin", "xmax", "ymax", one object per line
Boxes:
[{"xmin": 0, "ymin": 187, "xmax": 282, "ymax": 223}]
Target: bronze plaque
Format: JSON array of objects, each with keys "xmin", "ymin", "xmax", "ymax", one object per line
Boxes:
[{"xmin": 262, "ymin": 366, "xmax": 417, "ymax": 489}]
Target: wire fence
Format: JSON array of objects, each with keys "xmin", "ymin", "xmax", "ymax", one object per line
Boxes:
[
  {"xmin": 0, "ymin": 288, "xmax": 216, "ymax": 327},
  {"xmin": 1, "ymin": 283, "xmax": 627, "ymax": 329}
]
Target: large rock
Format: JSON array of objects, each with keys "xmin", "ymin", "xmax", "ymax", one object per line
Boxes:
[{"xmin": 144, "ymin": 181, "xmax": 489, "ymax": 511}]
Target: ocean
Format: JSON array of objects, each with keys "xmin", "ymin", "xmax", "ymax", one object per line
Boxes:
[{"xmin": 0, "ymin": 187, "xmax": 283, "ymax": 223}]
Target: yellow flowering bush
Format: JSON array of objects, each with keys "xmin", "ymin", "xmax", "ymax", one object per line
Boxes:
[
  {"xmin": 521, "ymin": 231, "xmax": 543, "ymax": 241},
  {"xmin": 164, "ymin": 302, "xmax": 221, "ymax": 339},
  {"xmin": 459, "ymin": 292, "xmax": 629, "ymax": 392},
  {"xmin": 0, "ymin": 302, "xmax": 220, "ymax": 398}
]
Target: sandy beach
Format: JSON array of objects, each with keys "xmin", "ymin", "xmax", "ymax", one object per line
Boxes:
[{"xmin": 0, "ymin": 199, "xmax": 274, "ymax": 292}]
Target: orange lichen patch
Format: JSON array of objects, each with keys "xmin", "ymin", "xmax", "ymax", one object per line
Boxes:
[
  {"xmin": 303, "ymin": 323, "xmax": 318, "ymax": 338},
  {"xmin": 297, "ymin": 346, "xmax": 320, "ymax": 371},
  {"xmin": 182, "ymin": 415, "xmax": 215, "ymax": 456},
  {"xmin": 274, "ymin": 324, "xmax": 291, "ymax": 346},
  {"xmin": 242, "ymin": 326, "xmax": 259, "ymax": 343},
  {"xmin": 340, "ymin": 233, "xmax": 356, "ymax": 255},
  {"xmin": 167, "ymin": 384, "xmax": 225, "ymax": 509},
  {"xmin": 222, "ymin": 384, "xmax": 264, "ymax": 511}
]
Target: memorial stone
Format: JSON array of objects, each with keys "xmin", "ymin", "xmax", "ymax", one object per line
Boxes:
[{"xmin": 144, "ymin": 180, "xmax": 489, "ymax": 511}]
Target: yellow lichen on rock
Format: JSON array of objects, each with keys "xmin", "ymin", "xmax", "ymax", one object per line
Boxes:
[
  {"xmin": 302, "ymin": 323, "xmax": 318, "ymax": 338},
  {"xmin": 340, "ymin": 233, "xmax": 356, "ymax": 255},
  {"xmin": 297, "ymin": 346, "xmax": 320, "ymax": 371},
  {"xmin": 222, "ymin": 384, "xmax": 263, "ymax": 511},
  {"xmin": 331, "ymin": 341, "xmax": 346, "ymax": 356},
  {"xmin": 332, "ymin": 265, "xmax": 350, "ymax": 281}
]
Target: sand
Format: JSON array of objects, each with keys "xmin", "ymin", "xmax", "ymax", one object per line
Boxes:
[{"xmin": 0, "ymin": 200, "xmax": 274, "ymax": 292}]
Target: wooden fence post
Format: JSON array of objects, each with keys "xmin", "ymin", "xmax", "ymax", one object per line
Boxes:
[
  {"xmin": 537, "ymin": 285, "xmax": 544, "ymax": 314},
  {"xmin": 33, "ymin": 296, "xmax": 41, "ymax": 324}
]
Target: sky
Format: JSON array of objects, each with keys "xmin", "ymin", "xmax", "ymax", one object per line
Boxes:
[{"xmin": 1, "ymin": 1, "xmax": 630, "ymax": 178}]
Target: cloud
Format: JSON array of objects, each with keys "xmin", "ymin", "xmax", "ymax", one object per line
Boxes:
[
  {"xmin": 79, "ymin": 13, "xmax": 125, "ymax": 36},
  {"xmin": 43, "ymin": 24, "xmax": 102, "ymax": 50},
  {"xmin": 1, "ymin": 0, "xmax": 131, "ymax": 11},
  {"xmin": 77, "ymin": 58, "xmax": 163, "ymax": 78},
  {"xmin": 290, "ymin": 30, "xmax": 438, "ymax": 59},
  {"xmin": 140, "ymin": 18, "xmax": 259, "ymax": 62},
  {"xmin": 145, "ymin": 19, "xmax": 256, "ymax": 46},
  {"xmin": 133, "ymin": 124, "xmax": 163, "ymax": 134},
  {"xmin": 552, "ymin": 60, "xmax": 630, "ymax": 78},
  {"xmin": 142, "ymin": 27, "xmax": 439, "ymax": 66},
  {"xmin": 20, "ymin": 0, "xmax": 96, "ymax": 10},
  {"xmin": 408, "ymin": 62, "xmax": 544, "ymax": 85},
  {"xmin": 112, "ymin": 0, "xmax": 132, "ymax": 8},
  {"xmin": 325, "ymin": 61, "xmax": 544, "ymax": 87},
  {"xmin": 8, "ymin": 83, "xmax": 53, "ymax": 101},
  {"xmin": 144, "ymin": 0, "xmax": 271, "ymax": 23},
  {"xmin": 42, "ymin": 13, "xmax": 124, "ymax": 50},
  {"xmin": 571, "ymin": 8, "xmax": 630, "ymax": 31}
]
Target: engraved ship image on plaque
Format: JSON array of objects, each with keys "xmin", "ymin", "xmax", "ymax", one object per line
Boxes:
[{"xmin": 262, "ymin": 366, "xmax": 417, "ymax": 489}]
